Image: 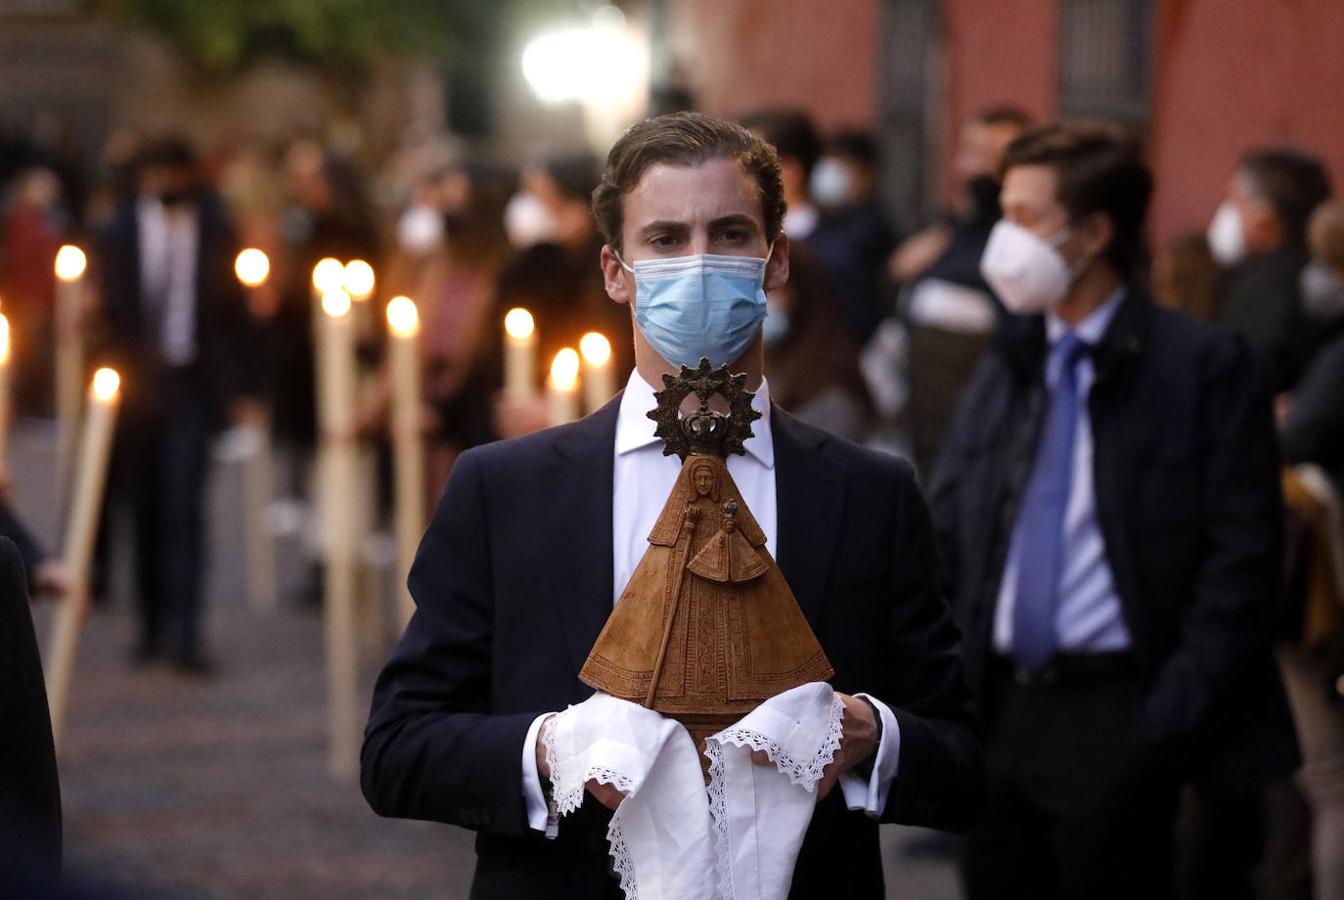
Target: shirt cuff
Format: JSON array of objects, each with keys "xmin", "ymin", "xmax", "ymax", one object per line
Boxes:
[
  {"xmin": 521, "ymin": 712, "xmax": 556, "ymax": 833},
  {"xmin": 838, "ymin": 692, "xmax": 901, "ymax": 817}
]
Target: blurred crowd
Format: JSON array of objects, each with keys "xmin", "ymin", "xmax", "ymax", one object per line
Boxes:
[{"xmin": 2, "ymin": 98, "xmax": 1343, "ymax": 899}]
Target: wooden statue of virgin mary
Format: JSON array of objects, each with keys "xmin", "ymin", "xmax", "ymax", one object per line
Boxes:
[{"xmin": 580, "ymin": 361, "xmax": 833, "ymax": 754}]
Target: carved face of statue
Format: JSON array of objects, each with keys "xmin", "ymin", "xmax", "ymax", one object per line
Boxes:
[{"xmin": 692, "ymin": 463, "xmax": 716, "ymax": 498}]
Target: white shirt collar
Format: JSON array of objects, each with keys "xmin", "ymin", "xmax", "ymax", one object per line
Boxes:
[
  {"xmin": 614, "ymin": 368, "xmax": 775, "ymax": 469},
  {"xmin": 1046, "ymin": 286, "xmax": 1126, "ymax": 347}
]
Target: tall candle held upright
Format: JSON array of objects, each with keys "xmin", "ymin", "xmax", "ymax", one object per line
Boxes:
[
  {"xmin": 318, "ymin": 286, "xmax": 360, "ymax": 777},
  {"xmin": 503, "ymin": 308, "xmax": 536, "ymax": 398},
  {"xmin": 387, "ymin": 296, "xmax": 424, "ymax": 627},
  {"xmin": 46, "ymin": 367, "xmax": 121, "ymax": 749},
  {"xmin": 0, "ymin": 313, "xmax": 11, "ymax": 468},
  {"xmin": 579, "ymin": 332, "xmax": 614, "ymax": 414},
  {"xmin": 234, "ymin": 249, "xmax": 277, "ymax": 612},
  {"xmin": 54, "ymin": 244, "xmax": 87, "ymax": 506},
  {"xmin": 547, "ymin": 348, "xmax": 581, "ymax": 426}
]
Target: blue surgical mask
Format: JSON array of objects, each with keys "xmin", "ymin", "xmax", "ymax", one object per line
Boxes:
[{"xmin": 616, "ymin": 249, "xmax": 772, "ymax": 368}]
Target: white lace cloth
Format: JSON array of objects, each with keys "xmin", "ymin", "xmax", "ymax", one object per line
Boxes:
[{"xmin": 543, "ymin": 682, "xmax": 844, "ymax": 899}]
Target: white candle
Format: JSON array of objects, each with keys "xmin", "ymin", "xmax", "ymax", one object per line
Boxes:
[
  {"xmin": 54, "ymin": 244, "xmax": 87, "ymax": 509},
  {"xmin": 504, "ymin": 307, "xmax": 537, "ymax": 398},
  {"xmin": 234, "ymin": 248, "xmax": 277, "ymax": 612},
  {"xmin": 0, "ymin": 313, "xmax": 10, "ymax": 469},
  {"xmin": 547, "ymin": 348, "xmax": 581, "ymax": 426},
  {"xmin": 46, "ymin": 367, "xmax": 121, "ymax": 750},
  {"xmin": 579, "ymin": 331, "xmax": 614, "ymax": 414},
  {"xmin": 318, "ymin": 287, "xmax": 360, "ymax": 778},
  {"xmin": 386, "ymin": 296, "xmax": 424, "ymax": 627}
]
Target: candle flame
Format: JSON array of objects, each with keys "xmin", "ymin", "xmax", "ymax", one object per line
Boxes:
[
  {"xmin": 343, "ymin": 259, "xmax": 376, "ymax": 299},
  {"xmin": 91, "ymin": 367, "xmax": 121, "ymax": 402},
  {"xmin": 386, "ymin": 295, "xmax": 419, "ymax": 337},
  {"xmin": 579, "ymin": 332, "xmax": 612, "ymax": 366},
  {"xmin": 504, "ymin": 307, "xmax": 535, "ymax": 340},
  {"xmin": 234, "ymin": 248, "xmax": 270, "ymax": 287},
  {"xmin": 55, "ymin": 245, "xmax": 87, "ymax": 282},
  {"xmin": 312, "ymin": 257, "xmax": 345, "ymax": 295},
  {"xmin": 550, "ymin": 347, "xmax": 581, "ymax": 391},
  {"xmin": 322, "ymin": 288, "xmax": 352, "ymax": 318},
  {"xmin": 0, "ymin": 314, "xmax": 9, "ymax": 365}
]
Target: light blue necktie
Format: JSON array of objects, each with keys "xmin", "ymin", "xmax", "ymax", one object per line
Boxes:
[{"xmin": 1011, "ymin": 334, "xmax": 1088, "ymax": 672}]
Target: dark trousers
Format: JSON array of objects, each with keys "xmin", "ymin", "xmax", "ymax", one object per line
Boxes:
[
  {"xmin": 117, "ymin": 367, "xmax": 212, "ymax": 661},
  {"xmin": 961, "ymin": 655, "xmax": 1180, "ymax": 900}
]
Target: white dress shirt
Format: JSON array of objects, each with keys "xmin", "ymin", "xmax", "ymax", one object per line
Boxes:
[
  {"xmin": 137, "ymin": 196, "xmax": 199, "ymax": 366},
  {"xmin": 521, "ymin": 369, "xmax": 902, "ymax": 833},
  {"xmin": 993, "ymin": 288, "xmax": 1132, "ymax": 654}
]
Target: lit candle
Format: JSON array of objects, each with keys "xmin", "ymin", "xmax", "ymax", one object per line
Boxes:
[
  {"xmin": 46, "ymin": 367, "xmax": 122, "ymax": 750},
  {"xmin": 386, "ymin": 296, "xmax": 424, "ymax": 627},
  {"xmin": 234, "ymin": 248, "xmax": 277, "ymax": 612},
  {"xmin": 503, "ymin": 307, "xmax": 537, "ymax": 398},
  {"xmin": 318, "ymin": 287, "xmax": 360, "ymax": 777},
  {"xmin": 54, "ymin": 244, "xmax": 87, "ymax": 508},
  {"xmin": 547, "ymin": 348, "xmax": 581, "ymax": 426},
  {"xmin": 342, "ymin": 259, "xmax": 376, "ymax": 302},
  {"xmin": 579, "ymin": 331, "xmax": 614, "ymax": 414},
  {"xmin": 0, "ymin": 313, "xmax": 10, "ymax": 469}
]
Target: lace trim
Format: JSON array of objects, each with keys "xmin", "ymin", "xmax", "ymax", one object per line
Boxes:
[
  {"xmin": 705, "ymin": 693, "xmax": 846, "ymax": 898},
  {"xmin": 606, "ymin": 809, "xmax": 638, "ymax": 900}
]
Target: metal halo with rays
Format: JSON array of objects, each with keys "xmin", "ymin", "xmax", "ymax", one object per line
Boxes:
[{"xmin": 647, "ymin": 358, "xmax": 761, "ymax": 460}]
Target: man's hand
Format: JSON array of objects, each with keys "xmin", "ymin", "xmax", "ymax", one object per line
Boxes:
[
  {"xmin": 536, "ymin": 715, "xmax": 624, "ymax": 811},
  {"xmin": 749, "ymin": 692, "xmax": 879, "ymax": 801}
]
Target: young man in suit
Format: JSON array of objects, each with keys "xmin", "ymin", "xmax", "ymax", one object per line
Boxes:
[
  {"xmin": 96, "ymin": 137, "xmax": 249, "ymax": 672},
  {"xmin": 362, "ymin": 112, "xmax": 983, "ymax": 898},
  {"xmin": 931, "ymin": 121, "xmax": 1298, "ymax": 899}
]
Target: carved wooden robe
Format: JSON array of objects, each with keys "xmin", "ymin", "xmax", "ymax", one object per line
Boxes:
[{"xmin": 580, "ymin": 454, "xmax": 833, "ymax": 754}]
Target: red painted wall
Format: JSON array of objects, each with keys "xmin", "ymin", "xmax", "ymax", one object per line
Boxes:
[
  {"xmin": 665, "ymin": 0, "xmax": 880, "ymax": 130},
  {"xmin": 1148, "ymin": 0, "xmax": 1344, "ymax": 245}
]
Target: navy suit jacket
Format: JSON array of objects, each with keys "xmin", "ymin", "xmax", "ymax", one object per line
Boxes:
[{"xmin": 362, "ymin": 398, "xmax": 983, "ymax": 898}]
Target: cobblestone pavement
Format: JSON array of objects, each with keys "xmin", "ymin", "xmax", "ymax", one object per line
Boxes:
[{"xmin": 15, "ymin": 419, "xmax": 960, "ymax": 899}]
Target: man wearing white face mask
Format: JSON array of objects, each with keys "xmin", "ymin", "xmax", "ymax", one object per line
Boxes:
[
  {"xmin": 1209, "ymin": 146, "xmax": 1333, "ymax": 393},
  {"xmin": 363, "ymin": 111, "xmax": 983, "ymax": 898},
  {"xmin": 931, "ymin": 122, "xmax": 1298, "ymax": 899}
]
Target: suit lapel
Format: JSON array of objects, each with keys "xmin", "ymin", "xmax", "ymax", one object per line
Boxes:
[
  {"xmin": 771, "ymin": 406, "xmax": 845, "ymax": 627},
  {"xmin": 541, "ymin": 395, "xmax": 620, "ymax": 679}
]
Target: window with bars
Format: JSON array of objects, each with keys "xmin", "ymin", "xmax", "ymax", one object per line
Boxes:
[{"xmin": 1057, "ymin": 0, "xmax": 1153, "ymax": 129}]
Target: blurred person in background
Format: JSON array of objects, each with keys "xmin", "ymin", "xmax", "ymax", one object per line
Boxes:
[
  {"xmin": 931, "ymin": 121, "xmax": 1297, "ymax": 899},
  {"xmin": 888, "ymin": 105, "xmax": 1031, "ymax": 476},
  {"xmin": 1151, "ymin": 232, "xmax": 1222, "ymax": 322},
  {"xmin": 1209, "ymin": 146, "xmax": 1333, "ymax": 393},
  {"xmin": 1274, "ymin": 202, "xmax": 1344, "ymax": 900},
  {"xmin": 742, "ymin": 109, "xmax": 891, "ymax": 347},
  {"xmin": 95, "ymin": 136, "xmax": 249, "ymax": 672},
  {"xmin": 763, "ymin": 245, "xmax": 874, "ymax": 441},
  {"xmin": 0, "ymin": 167, "xmax": 64, "ymax": 414},
  {"xmin": 491, "ymin": 152, "xmax": 632, "ymax": 439},
  {"xmin": 807, "ymin": 129, "xmax": 900, "ymax": 343}
]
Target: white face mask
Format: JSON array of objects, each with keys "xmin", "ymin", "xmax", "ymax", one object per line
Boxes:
[
  {"xmin": 809, "ymin": 157, "xmax": 853, "ymax": 208},
  {"xmin": 504, "ymin": 192, "xmax": 559, "ymax": 249},
  {"xmin": 397, "ymin": 204, "xmax": 444, "ymax": 254},
  {"xmin": 979, "ymin": 220, "xmax": 1084, "ymax": 315},
  {"xmin": 1207, "ymin": 202, "xmax": 1247, "ymax": 266},
  {"xmin": 1300, "ymin": 260, "xmax": 1344, "ymax": 321}
]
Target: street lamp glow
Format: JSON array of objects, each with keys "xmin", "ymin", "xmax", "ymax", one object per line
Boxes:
[
  {"xmin": 235, "ymin": 248, "xmax": 270, "ymax": 287},
  {"xmin": 343, "ymin": 259, "xmax": 376, "ymax": 300},
  {"xmin": 312, "ymin": 257, "xmax": 345, "ymax": 295},
  {"xmin": 55, "ymin": 245, "xmax": 87, "ymax": 282},
  {"xmin": 521, "ymin": 12, "xmax": 649, "ymax": 105},
  {"xmin": 504, "ymin": 307, "xmax": 535, "ymax": 341},
  {"xmin": 322, "ymin": 288, "xmax": 352, "ymax": 319},
  {"xmin": 386, "ymin": 296, "xmax": 419, "ymax": 337},
  {"xmin": 579, "ymin": 332, "xmax": 611, "ymax": 366},
  {"xmin": 91, "ymin": 367, "xmax": 121, "ymax": 402},
  {"xmin": 550, "ymin": 347, "xmax": 581, "ymax": 391}
]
